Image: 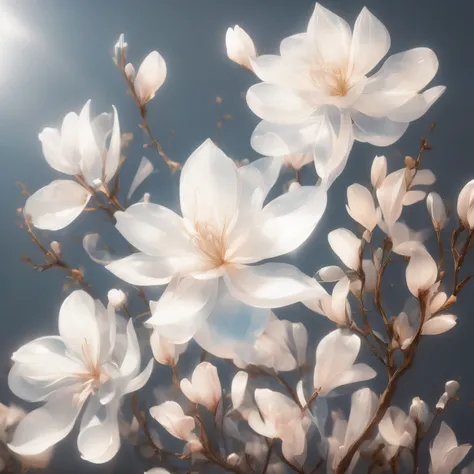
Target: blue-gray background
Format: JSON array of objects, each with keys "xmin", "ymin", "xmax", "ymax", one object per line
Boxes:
[{"xmin": 1, "ymin": 0, "xmax": 473, "ymax": 472}]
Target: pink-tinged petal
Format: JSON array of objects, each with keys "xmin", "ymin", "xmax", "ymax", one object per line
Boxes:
[
  {"xmin": 8, "ymin": 391, "xmax": 83, "ymax": 456},
  {"xmin": 330, "ymin": 277, "xmax": 351, "ymax": 325},
  {"xmin": 328, "ymin": 228, "xmax": 361, "ymax": 271},
  {"xmin": 403, "ymin": 190, "xmax": 426, "ymax": 206},
  {"xmin": 246, "ymin": 83, "xmax": 315, "ymax": 124},
  {"xmin": 59, "ymin": 112, "xmax": 82, "ymax": 172},
  {"xmin": 59, "ymin": 290, "xmax": 100, "ymax": 364},
  {"xmin": 134, "ymin": 51, "xmax": 167, "ymax": 104},
  {"xmin": 248, "ymin": 411, "xmax": 276, "ymax": 439},
  {"xmin": 106, "ymin": 252, "xmax": 197, "ymax": 286},
  {"xmin": 23, "ymin": 180, "xmax": 91, "ymax": 231},
  {"xmin": 146, "ymin": 276, "xmax": 218, "ymax": 344},
  {"xmin": 388, "ymin": 86, "xmax": 445, "ymax": 123},
  {"xmin": 226, "ymin": 25, "xmax": 256, "ymax": 70},
  {"xmin": 457, "ymin": 179, "xmax": 474, "ymax": 227},
  {"xmin": 351, "ymin": 111, "xmax": 409, "ymax": 146},
  {"xmin": 376, "ymin": 169, "xmax": 406, "ymax": 227},
  {"xmin": 406, "ymin": 247, "xmax": 437, "ymax": 297},
  {"xmin": 150, "ymin": 401, "xmax": 195, "ymax": 441},
  {"xmin": 127, "ymin": 157, "xmax": 154, "ymax": 201},
  {"xmin": 119, "ymin": 319, "xmax": 141, "ymax": 379},
  {"xmin": 224, "ymin": 263, "xmax": 323, "ymax": 309},
  {"xmin": 371, "ymin": 155, "xmax": 387, "ymax": 189},
  {"xmin": 350, "ymin": 7, "xmax": 390, "ymax": 76},
  {"xmin": 346, "ymin": 183, "xmax": 377, "ymax": 231},
  {"xmin": 410, "ymin": 169, "xmax": 436, "ymax": 187},
  {"xmin": 307, "ymin": 3, "xmax": 352, "ymax": 66},
  {"xmin": 180, "ymin": 139, "xmax": 240, "ymax": 230},
  {"xmin": 344, "ymin": 388, "xmax": 378, "ymax": 448},
  {"xmin": 379, "ymin": 406, "xmax": 416, "ymax": 448},
  {"xmin": 427, "ymin": 192, "xmax": 447, "ymax": 230},
  {"xmin": 185, "ymin": 362, "xmax": 222, "ymax": 413},
  {"xmin": 422, "ymin": 315, "xmax": 457, "ymax": 336}
]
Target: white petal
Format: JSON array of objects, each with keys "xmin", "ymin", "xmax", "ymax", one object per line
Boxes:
[
  {"xmin": 379, "ymin": 406, "xmax": 416, "ymax": 448},
  {"xmin": 39, "ymin": 126, "xmax": 79, "ymax": 175},
  {"xmin": 120, "ymin": 319, "xmax": 141, "ymax": 379},
  {"xmin": 246, "ymin": 83, "xmax": 315, "ymax": 124},
  {"xmin": 292, "ymin": 323, "xmax": 308, "ymax": 366},
  {"xmin": 106, "ymin": 253, "xmax": 191, "ymax": 286},
  {"xmin": 406, "ymin": 247, "xmax": 437, "ymax": 297},
  {"xmin": 225, "ymin": 263, "xmax": 323, "ymax": 308},
  {"xmin": 83, "ymin": 233, "xmax": 114, "ymax": 265},
  {"xmin": 410, "ymin": 169, "xmax": 436, "ymax": 187},
  {"xmin": 329, "ymin": 364, "xmax": 377, "ymax": 395},
  {"xmin": 146, "ymin": 276, "xmax": 218, "ymax": 344},
  {"xmin": 313, "ymin": 329, "xmax": 360, "ymax": 395},
  {"xmin": 444, "ymin": 446, "xmax": 472, "ymax": 473},
  {"xmin": 403, "ymin": 190, "xmax": 426, "ymax": 206},
  {"xmin": 150, "ymin": 401, "xmax": 195, "ymax": 441},
  {"xmin": 371, "ymin": 155, "xmax": 387, "ymax": 189},
  {"xmin": 388, "ymin": 86, "xmax": 445, "ymax": 122},
  {"xmin": 103, "ymin": 106, "xmax": 121, "ymax": 183},
  {"xmin": 427, "ymin": 192, "xmax": 447, "ymax": 229},
  {"xmin": 331, "ymin": 277, "xmax": 351, "ymax": 326},
  {"xmin": 344, "ymin": 388, "xmax": 378, "ymax": 448},
  {"xmin": 180, "ymin": 139, "xmax": 239, "ymax": 229},
  {"xmin": 350, "ymin": 7, "xmax": 390, "ymax": 76},
  {"xmin": 59, "ymin": 290, "xmax": 100, "ymax": 363},
  {"xmin": 422, "ymin": 315, "xmax": 457, "ymax": 336},
  {"xmin": 114, "ymin": 202, "xmax": 193, "ymax": 258},
  {"xmin": 134, "ymin": 51, "xmax": 167, "ymax": 104},
  {"xmin": 346, "ymin": 183, "xmax": 377, "ymax": 231},
  {"xmin": 248, "ymin": 411, "xmax": 275, "ymax": 439},
  {"xmin": 328, "ymin": 228, "xmax": 361, "ymax": 271},
  {"xmin": 127, "ymin": 157, "xmax": 154, "ymax": 200},
  {"xmin": 231, "ymin": 371, "xmax": 248, "ymax": 410},
  {"xmin": 318, "ymin": 266, "xmax": 346, "ymax": 282},
  {"xmin": 8, "ymin": 391, "xmax": 82, "ymax": 456},
  {"xmin": 307, "ymin": 3, "xmax": 352, "ymax": 66},
  {"xmin": 457, "ymin": 179, "xmax": 474, "ymax": 226},
  {"xmin": 24, "ymin": 180, "xmax": 90, "ymax": 231},
  {"xmin": 124, "ymin": 359, "xmax": 154, "ymax": 394},
  {"xmin": 226, "ymin": 25, "xmax": 256, "ymax": 69},
  {"xmin": 376, "ymin": 169, "xmax": 407, "ymax": 227},
  {"xmin": 352, "ymin": 111, "xmax": 409, "ymax": 146},
  {"xmin": 77, "ymin": 398, "xmax": 121, "ymax": 464}
]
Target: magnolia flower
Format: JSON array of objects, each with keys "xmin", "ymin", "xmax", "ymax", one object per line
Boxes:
[
  {"xmin": 24, "ymin": 100, "xmax": 121, "ymax": 230},
  {"xmin": 409, "ymin": 397, "xmax": 432, "ymax": 433},
  {"xmin": 106, "ymin": 139, "xmax": 327, "ymax": 357},
  {"xmin": 128, "ymin": 51, "xmax": 167, "ymax": 105},
  {"xmin": 7, "ymin": 290, "xmax": 153, "ymax": 463},
  {"xmin": 150, "ymin": 330, "xmax": 187, "ymax": 366},
  {"xmin": 427, "ymin": 192, "xmax": 447, "ymax": 230},
  {"xmin": 346, "ymin": 183, "xmax": 378, "ymax": 232},
  {"xmin": 248, "ymin": 389, "xmax": 310, "ymax": 460},
  {"xmin": 107, "ymin": 289, "xmax": 127, "ymax": 310},
  {"xmin": 149, "ymin": 401, "xmax": 196, "ymax": 441},
  {"xmin": 226, "ymin": 25, "xmax": 256, "ymax": 70},
  {"xmin": 371, "ymin": 155, "xmax": 387, "ymax": 189},
  {"xmin": 378, "ymin": 406, "xmax": 416, "ymax": 449},
  {"xmin": 114, "ymin": 34, "xmax": 127, "ymax": 64},
  {"xmin": 436, "ymin": 380, "xmax": 461, "ymax": 410},
  {"xmin": 180, "ymin": 362, "xmax": 222, "ymax": 413},
  {"xmin": 313, "ymin": 329, "xmax": 376, "ymax": 397},
  {"xmin": 393, "ymin": 312, "xmax": 416, "ymax": 350},
  {"xmin": 457, "ymin": 179, "xmax": 474, "ymax": 229},
  {"xmin": 327, "ymin": 388, "xmax": 378, "ymax": 472},
  {"xmin": 429, "ymin": 422, "xmax": 471, "ymax": 474},
  {"xmin": 247, "ymin": 4, "xmax": 444, "ymax": 187}
]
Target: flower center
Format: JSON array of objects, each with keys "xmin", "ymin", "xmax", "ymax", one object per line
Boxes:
[
  {"xmin": 310, "ymin": 63, "xmax": 351, "ymax": 97},
  {"xmin": 192, "ymin": 221, "xmax": 228, "ymax": 269}
]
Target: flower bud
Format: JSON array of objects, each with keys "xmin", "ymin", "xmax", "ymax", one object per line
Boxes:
[
  {"xmin": 225, "ymin": 25, "xmax": 256, "ymax": 70},
  {"xmin": 143, "ymin": 192, "xmax": 151, "ymax": 203},
  {"xmin": 405, "ymin": 156, "xmax": 417, "ymax": 169},
  {"xmin": 49, "ymin": 241, "xmax": 61, "ymax": 257},
  {"xmin": 114, "ymin": 33, "xmax": 127, "ymax": 67},
  {"xmin": 150, "ymin": 329, "xmax": 187, "ymax": 366},
  {"xmin": 180, "ymin": 362, "xmax": 222, "ymax": 413},
  {"xmin": 107, "ymin": 289, "xmax": 127, "ymax": 309},
  {"xmin": 124, "ymin": 62, "xmax": 135, "ymax": 81},
  {"xmin": 445, "ymin": 380, "xmax": 460, "ymax": 398},
  {"xmin": 457, "ymin": 179, "xmax": 474, "ymax": 228},
  {"xmin": 427, "ymin": 192, "xmax": 447, "ymax": 231},
  {"xmin": 150, "ymin": 401, "xmax": 196, "ymax": 441},
  {"xmin": 227, "ymin": 453, "xmax": 241, "ymax": 466},
  {"xmin": 134, "ymin": 51, "xmax": 167, "ymax": 104},
  {"xmin": 288, "ymin": 181, "xmax": 301, "ymax": 193},
  {"xmin": 436, "ymin": 392, "xmax": 449, "ymax": 410},
  {"xmin": 370, "ymin": 155, "xmax": 387, "ymax": 189},
  {"xmin": 409, "ymin": 397, "xmax": 431, "ymax": 429}
]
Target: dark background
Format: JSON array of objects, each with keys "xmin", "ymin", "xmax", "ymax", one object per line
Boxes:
[{"xmin": 0, "ymin": 0, "xmax": 473, "ymax": 472}]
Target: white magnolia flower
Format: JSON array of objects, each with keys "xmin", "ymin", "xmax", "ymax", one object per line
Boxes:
[
  {"xmin": 180, "ymin": 362, "xmax": 222, "ymax": 413},
  {"xmin": 457, "ymin": 179, "xmax": 474, "ymax": 229},
  {"xmin": 131, "ymin": 51, "xmax": 167, "ymax": 105},
  {"xmin": 248, "ymin": 389, "xmax": 310, "ymax": 460},
  {"xmin": 149, "ymin": 401, "xmax": 196, "ymax": 441},
  {"xmin": 429, "ymin": 422, "xmax": 471, "ymax": 474},
  {"xmin": 436, "ymin": 380, "xmax": 461, "ymax": 410},
  {"xmin": 247, "ymin": 4, "xmax": 444, "ymax": 187},
  {"xmin": 7, "ymin": 290, "xmax": 153, "ymax": 463},
  {"xmin": 226, "ymin": 25, "xmax": 256, "ymax": 70},
  {"xmin": 313, "ymin": 329, "xmax": 376, "ymax": 397},
  {"xmin": 150, "ymin": 330, "xmax": 187, "ymax": 366},
  {"xmin": 409, "ymin": 397, "xmax": 432, "ymax": 433},
  {"xmin": 106, "ymin": 139, "xmax": 327, "ymax": 357},
  {"xmin": 378, "ymin": 406, "xmax": 417, "ymax": 449},
  {"xmin": 24, "ymin": 100, "xmax": 121, "ymax": 230},
  {"xmin": 371, "ymin": 155, "xmax": 387, "ymax": 189}
]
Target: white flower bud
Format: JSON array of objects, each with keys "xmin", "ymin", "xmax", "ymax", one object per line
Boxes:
[
  {"xmin": 134, "ymin": 51, "xmax": 167, "ymax": 104},
  {"xmin": 227, "ymin": 453, "xmax": 241, "ymax": 466},
  {"xmin": 49, "ymin": 241, "xmax": 61, "ymax": 257},
  {"xmin": 124, "ymin": 62, "xmax": 135, "ymax": 80},
  {"xmin": 427, "ymin": 192, "xmax": 447, "ymax": 231},
  {"xmin": 288, "ymin": 181, "xmax": 301, "ymax": 193},
  {"xmin": 445, "ymin": 380, "xmax": 460, "ymax": 398},
  {"xmin": 370, "ymin": 155, "xmax": 387, "ymax": 189},
  {"xmin": 150, "ymin": 330, "xmax": 187, "ymax": 366},
  {"xmin": 143, "ymin": 192, "xmax": 151, "ymax": 203},
  {"xmin": 436, "ymin": 392, "xmax": 449, "ymax": 410},
  {"xmin": 409, "ymin": 397, "xmax": 431, "ymax": 429},
  {"xmin": 114, "ymin": 33, "xmax": 127, "ymax": 66},
  {"xmin": 107, "ymin": 289, "xmax": 127, "ymax": 309},
  {"xmin": 225, "ymin": 25, "xmax": 256, "ymax": 70},
  {"xmin": 457, "ymin": 179, "xmax": 474, "ymax": 229}
]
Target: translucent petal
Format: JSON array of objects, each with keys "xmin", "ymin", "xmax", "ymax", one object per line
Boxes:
[
  {"xmin": 388, "ymin": 86, "xmax": 445, "ymax": 122},
  {"xmin": 134, "ymin": 51, "xmax": 167, "ymax": 104},
  {"xmin": 422, "ymin": 315, "xmax": 457, "ymax": 336},
  {"xmin": 346, "ymin": 183, "xmax": 377, "ymax": 231},
  {"xmin": 406, "ymin": 247, "xmax": 437, "ymax": 297},
  {"xmin": 352, "ymin": 111, "xmax": 409, "ymax": 146},
  {"xmin": 328, "ymin": 228, "xmax": 361, "ymax": 271}
]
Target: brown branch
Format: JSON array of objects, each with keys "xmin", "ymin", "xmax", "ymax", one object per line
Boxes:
[
  {"xmin": 261, "ymin": 439, "xmax": 274, "ymax": 474},
  {"xmin": 453, "ymin": 229, "xmax": 473, "ymax": 295}
]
